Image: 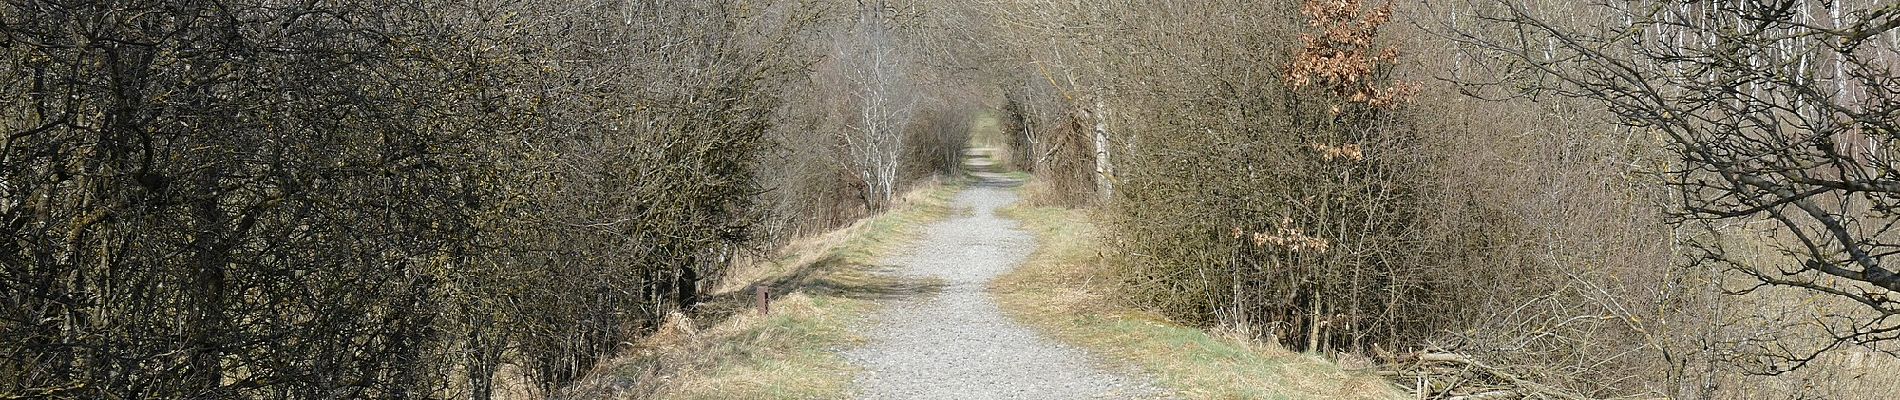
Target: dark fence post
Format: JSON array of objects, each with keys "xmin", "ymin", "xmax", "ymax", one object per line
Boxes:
[{"xmin": 756, "ymin": 286, "xmax": 771, "ymax": 315}]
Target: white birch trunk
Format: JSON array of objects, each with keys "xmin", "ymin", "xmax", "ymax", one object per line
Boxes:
[{"xmin": 1091, "ymin": 96, "xmax": 1114, "ymax": 201}]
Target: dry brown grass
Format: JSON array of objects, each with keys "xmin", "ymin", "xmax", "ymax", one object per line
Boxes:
[{"xmin": 995, "ymin": 203, "xmax": 1405, "ymax": 400}]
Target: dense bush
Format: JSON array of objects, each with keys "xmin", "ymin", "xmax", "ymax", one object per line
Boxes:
[
  {"xmin": 1084, "ymin": 0, "xmax": 1446, "ymax": 355},
  {"xmin": 0, "ymin": 0, "xmax": 948, "ymax": 397}
]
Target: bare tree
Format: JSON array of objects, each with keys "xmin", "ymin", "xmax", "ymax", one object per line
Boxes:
[
  {"xmin": 1443, "ymin": 0, "xmax": 1900, "ymax": 373},
  {"xmin": 836, "ymin": 0, "xmax": 921, "ymax": 209}
]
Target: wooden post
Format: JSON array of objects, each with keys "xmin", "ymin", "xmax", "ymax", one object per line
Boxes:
[{"xmin": 756, "ymin": 286, "xmax": 771, "ymax": 315}]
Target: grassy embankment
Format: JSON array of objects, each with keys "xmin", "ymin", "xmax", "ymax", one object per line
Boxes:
[
  {"xmin": 558, "ymin": 181, "xmax": 960, "ymax": 400},
  {"xmin": 995, "ymin": 201, "xmax": 1406, "ymax": 400}
]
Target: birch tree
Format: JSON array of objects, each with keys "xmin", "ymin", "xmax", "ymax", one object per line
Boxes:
[{"xmin": 837, "ymin": 0, "xmax": 920, "ymax": 209}]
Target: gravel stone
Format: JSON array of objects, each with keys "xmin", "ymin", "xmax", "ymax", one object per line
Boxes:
[{"xmin": 844, "ymin": 183, "xmax": 1166, "ymax": 399}]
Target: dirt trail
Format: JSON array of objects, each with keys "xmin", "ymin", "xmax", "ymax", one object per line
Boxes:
[{"xmin": 843, "ymin": 165, "xmax": 1163, "ymax": 399}]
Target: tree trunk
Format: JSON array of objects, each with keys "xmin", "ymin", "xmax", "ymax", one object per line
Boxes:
[
  {"xmin": 188, "ymin": 174, "xmax": 227, "ymax": 395},
  {"xmin": 1307, "ymin": 287, "xmax": 1323, "ymax": 352},
  {"xmin": 1091, "ymin": 96, "xmax": 1115, "ymax": 201},
  {"xmin": 675, "ymin": 259, "xmax": 700, "ymax": 309}
]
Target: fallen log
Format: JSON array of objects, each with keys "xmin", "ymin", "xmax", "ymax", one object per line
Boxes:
[{"xmin": 1447, "ymin": 390, "xmax": 1517, "ymax": 400}]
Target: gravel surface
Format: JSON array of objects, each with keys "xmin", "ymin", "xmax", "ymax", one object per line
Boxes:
[{"xmin": 844, "ymin": 182, "xmax": 1165, "ymax": 399}]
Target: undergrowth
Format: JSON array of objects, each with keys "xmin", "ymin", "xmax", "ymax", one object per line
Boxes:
[{"xmin": 994, "ymin": 203, "xmax": 1405, "ymax": 400}]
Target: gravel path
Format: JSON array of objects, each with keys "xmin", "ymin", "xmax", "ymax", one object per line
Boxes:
[{"xmin": 844, "ymin": 180, "xmax": 1164, "ymax": 399}]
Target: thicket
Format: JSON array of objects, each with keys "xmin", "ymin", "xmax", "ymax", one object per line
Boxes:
[
  {"xmin": 960, "ymin": 0, "xmax": 1898, "ymax": 398},
  {"xmin": 1095, "ymin": 0, "xmax": 1441, "ymax": 355},
  {"xmin": 0, "ymin": 0, "xmax": 972, "ymax": 398},
  {"xmin": 1439, "ymin": 0, "xmax": 1900, "ymax": 396}
]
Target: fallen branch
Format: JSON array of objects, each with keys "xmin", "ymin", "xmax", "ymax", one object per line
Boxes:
[{"xmin": 1379, "ymin": 350, "xmax": 1591, "ymax": 400}]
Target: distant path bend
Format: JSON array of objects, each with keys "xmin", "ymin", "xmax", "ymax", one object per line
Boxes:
[{"xmin": 844, "ymin": 174, "xmax": 1163, "ymax": 399}]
